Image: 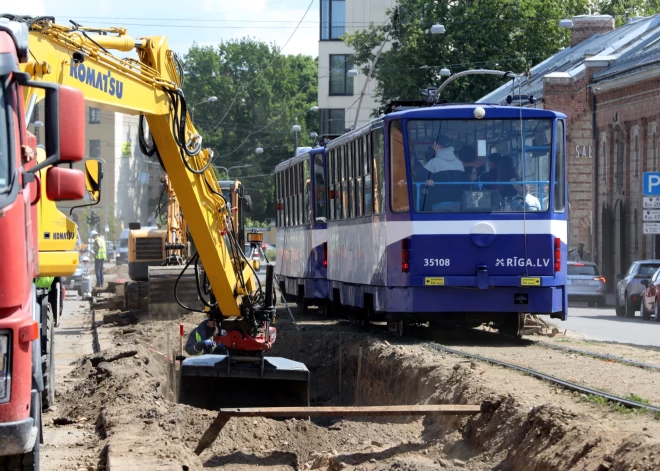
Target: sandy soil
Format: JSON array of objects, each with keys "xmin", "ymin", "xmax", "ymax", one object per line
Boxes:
[{"xmin": 42, "ymin": 293, "xmax": 660, "ymax": 471}]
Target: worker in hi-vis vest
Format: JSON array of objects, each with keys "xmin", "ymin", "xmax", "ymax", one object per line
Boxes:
[
  {"xmin": 90, "ymin": 230, "xmax": 106, "ymax": 288},
  {"xmin": 185, "ymin": 311, "xmax": 227, "ymax": 356}
]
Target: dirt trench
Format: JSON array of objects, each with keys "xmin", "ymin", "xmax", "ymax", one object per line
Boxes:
[{"xmin": 53, "ymin": 298, "xmax": 660, "ymax": 471}]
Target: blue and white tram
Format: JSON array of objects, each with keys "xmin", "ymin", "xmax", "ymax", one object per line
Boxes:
[
  {"xmin": 277, "ymin": 104, "xmax": 568, "ymax": 336},
  {"xmin": 274, "ymin": 147, "xmax": 328, "ymax": 311}
]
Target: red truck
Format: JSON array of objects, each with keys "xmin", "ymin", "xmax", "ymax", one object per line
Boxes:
[{"xmin": 0, "ymin": 19, "xmax": 86, "ymax": 470}]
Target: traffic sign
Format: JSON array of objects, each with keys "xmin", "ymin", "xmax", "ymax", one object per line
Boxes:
[
  {"xmin": 644, "ymin": 172, "xmax": 660, "ymax": 195},
  {"xmin": 643, "ymin": 210, "xmax": 660, "ymax": 221},
  {"xmin": 644, "ymin": 197, "xmax": 660, "ymax": 209},
  {"xmin": 644, "ymin": 223, "xmax": 660, "ymax": 234}
]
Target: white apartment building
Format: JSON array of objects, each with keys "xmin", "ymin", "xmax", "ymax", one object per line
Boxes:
[{"xmin": 318, "ymin": 0, "xmax": 396, "ymax": 135}]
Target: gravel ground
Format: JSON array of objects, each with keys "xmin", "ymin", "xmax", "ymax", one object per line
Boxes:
[{"xmin": 41, "ymin": 288, "xmax": 660, "ymax": 470}]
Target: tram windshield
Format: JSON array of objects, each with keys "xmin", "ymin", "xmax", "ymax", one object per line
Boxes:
[{"xmin": 400, "ymin": 118, "xmax": 554, "ymax": 213}]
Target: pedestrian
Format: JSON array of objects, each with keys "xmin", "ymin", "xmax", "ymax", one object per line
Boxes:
[
  {"xmin": 185, "ymin": 312, "xmax": 226, "ymax": 356},
  {"xmin": 90, "ymin": 230, "xmax": 106, "ymax": 288}
]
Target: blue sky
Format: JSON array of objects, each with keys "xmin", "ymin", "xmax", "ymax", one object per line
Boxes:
[{"xmin": 2, "ymin": 0, "xmax": 320, "ymax": 57}]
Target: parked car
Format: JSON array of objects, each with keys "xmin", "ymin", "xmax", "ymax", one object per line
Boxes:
[
  {"xmin": 615, "ymin": 260, "xmax": 660, "ymax": 317},
  {"xmin": 567, "ymin": 261, "xmax": 606, "ymax": 307},
  {"xmin": 640, "ymin": 268, "xmax": 660, "ymax": 321}
]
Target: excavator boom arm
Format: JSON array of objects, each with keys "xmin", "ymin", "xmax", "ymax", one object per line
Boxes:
[{"xmin": 21, "ymin": 18, "xmax": 259, "ymax": 321}]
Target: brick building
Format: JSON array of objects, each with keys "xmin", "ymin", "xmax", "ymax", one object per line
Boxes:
[{"xmin": 480, "ymin": 14, "xmax": 660, "ymax": 287}]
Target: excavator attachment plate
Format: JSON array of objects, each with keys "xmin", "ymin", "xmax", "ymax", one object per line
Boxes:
[{"xmin": 179, "ymin": 354, "xmax": 310, "ymax": 410}]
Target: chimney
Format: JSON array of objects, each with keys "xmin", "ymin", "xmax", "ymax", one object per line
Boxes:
[{"xmin": 569, "ymin": 15, "xmax": 615, "ymax": 47}]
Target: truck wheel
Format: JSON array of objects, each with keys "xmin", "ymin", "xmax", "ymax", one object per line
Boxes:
[
  {"xmin": 41, "ymin": 303, "xmax": 55, "ymax": 410},
  {"xmin": 47, "ymin": 282, "xmax": 62, "ymax": 327}
]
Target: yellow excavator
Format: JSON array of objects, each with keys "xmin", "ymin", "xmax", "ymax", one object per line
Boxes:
[{"xmin": 18, "ymin": 15, "xmax": 309, "ymax": 409}]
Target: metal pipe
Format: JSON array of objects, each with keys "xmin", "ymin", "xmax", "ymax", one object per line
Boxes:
[{"xmin": 592, "ymin": 91, "xmax": 599, "ymax": 265}]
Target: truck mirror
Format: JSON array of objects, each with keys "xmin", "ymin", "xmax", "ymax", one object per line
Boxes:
[
  {"xmin": 616, "ymin": 273, "xmax": 623, "ymax": 280},
  {"xmin": 56, "ymin": 86, "xmax": 85, "ymax": 162},
  {"xmin": 84, "ymin": 159, "xmax": 102, "ymax": 203},
  {"xmin": 243, "ymin": 195, "xmax": 253, "ymax": 212},
  {"xmin": 641, "ymin": 279, "xmax": 649, "ymax": 287},
  {"xmin": 45, "ymin": 167, "xmax": 85, "ymax": 201}
]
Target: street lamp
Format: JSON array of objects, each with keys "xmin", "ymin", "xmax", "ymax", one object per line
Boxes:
[
  {"xmin": 255, "ymin": 147, "xmax": 264, "ymax": 154},
  {"xmin": 347, "ymin": 69, "xmax": 359, "ymax": 77},
  {"xmin": 190, "ymin": 96, "xmax": 218, "ymax": 120},
  {"xmin": 309, "ymin": 106, "xmax": 319, "ymax": 111},
  {"xmin": 292, "ymin": 122, "xmax": 302, "ymax": 155},
  {"xmin": 430, "ymin": 23, "xmax": 446, "ymax": 34}
]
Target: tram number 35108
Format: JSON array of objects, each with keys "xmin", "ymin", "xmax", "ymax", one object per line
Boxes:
[{"xmin": 424, "ymin": 258, "xmax": 451, "ymax": 267}]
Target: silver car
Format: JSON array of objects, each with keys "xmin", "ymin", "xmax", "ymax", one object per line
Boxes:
[
  {"xmin": 567, "ymin": 261, "xmax": 606, "ymax": 307},
  {"xmin": 616, "ymin": 260, "xmax": 660, "ymax": 317}
]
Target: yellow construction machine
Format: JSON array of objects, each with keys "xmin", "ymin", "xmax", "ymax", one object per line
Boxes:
[
  {"xmin": 128, "ymin": 174, "xmax": 188, "ymax": 282},
  {"xmin": 17, "ymin": 15, "xmax": 309, "ymax": 410}
]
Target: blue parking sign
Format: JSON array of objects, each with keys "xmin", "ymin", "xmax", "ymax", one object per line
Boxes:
[{"xmin": 644, "ymin": 172, "xmax": 660, "ymax": 195}]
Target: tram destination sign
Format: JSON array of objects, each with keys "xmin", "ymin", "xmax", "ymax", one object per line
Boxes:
[
  {"xmin": 643, "ymin": 210, "xmax": 660, "ymax": 222},
  {"xmin": 644, "ymin": 197, "xmax": 660, "ymax": 209}
]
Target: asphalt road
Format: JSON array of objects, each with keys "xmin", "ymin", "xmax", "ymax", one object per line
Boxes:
[{"xmin": 560, "ymin": 302, "xmax": 660, "ymax": 347}]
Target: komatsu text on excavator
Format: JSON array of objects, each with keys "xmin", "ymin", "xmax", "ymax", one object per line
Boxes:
[{"xmin": 13, "ymin": 14, "xmax": 309, "ymax": 413}]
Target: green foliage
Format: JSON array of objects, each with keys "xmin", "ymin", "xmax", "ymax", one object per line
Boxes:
[
  {"xmin": 344, "ymin": 0, "xmax": 593, "ymax": 108},
  {"xmin": 593, "ymin": 1, "xmax": 660, "ymax": 25},
  {"xmin": 182, "ymin": 39, "xmax": 318, "ymax": 221},
  {"xmin": 245, "ymin": 217, "xmax": 270, "ymax": 228}
]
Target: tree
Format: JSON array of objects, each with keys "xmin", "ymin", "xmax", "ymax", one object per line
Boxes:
[
  {"xmin": 182, "ymin": 39, "xmax": 318, "ymax": 222},
  {"xmin": 344, "ymin": 0, "xmax": 592, "ymax": 109},
  {"xmin": 593, "ymin": 1, "xmax": 660, "ymax": 24}
]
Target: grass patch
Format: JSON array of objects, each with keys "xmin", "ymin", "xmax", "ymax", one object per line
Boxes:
[{"xmin": 581, "ymin": 392, "xmax": 653, "ymax": 414}]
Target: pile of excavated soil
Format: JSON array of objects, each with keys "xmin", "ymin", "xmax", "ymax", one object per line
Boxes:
[{"xmin": 70, "ymin": 295, "xmax": 660, "ymax": 470}]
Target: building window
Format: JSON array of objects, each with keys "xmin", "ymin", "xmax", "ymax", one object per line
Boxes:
[
  {"xmin": 89, "ymin": 107, "xmax": 101, "ymax": 124},
  {"xmin": 89, "ymin": 139, "xmax": 101, "ymax": 158},
  {"xmin": 329, "ymin": 55, "xmax": 354, "ymax": 96},
  {"xmin": 615, "ymin": 130, "xmax": 624, "ymax": 191},
  {"xmin": 320, "ymin": 109, "xmax": 345, "ymax": 135},
  {"xmin": 320, "ymin": 0, "xmax": 345, "ymax": 40}
]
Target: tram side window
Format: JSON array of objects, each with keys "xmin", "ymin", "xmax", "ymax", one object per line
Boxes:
[
  {"xmin": 554, "ymin": 120, "xmax": 566, "ymax": 212},
  {"xmin": 328, "ymin": 151, "xmax": 335, "ymax": 221},
  {"xmin": 304, "ymin": 159, "xmax": 311, "ymax": 224},
  {"xmin": 276, "ymin": 172, "xmax": 280, "ymax": 227},
  {"xmin": 336, "ymin": 148, "xmax": 342, "ymax": 220},
  {"xmin": 342, "ymin": 145, "xmax": 348, "ymax": 220},
  {"xmin": 297, "ymin": 163, "xmax": 303, "ymax": 225},
  {"xmin": 285, "ymin": 169, "xmax": 289, "ymax": 226},
  {"xmin": 348, "ymin": 142, "xmax": 355, "ymax": 219},
  {"xmin": 372, "ymin": 130, "xmax": 385, "ymax": 214},
  {"xmin": 314, "ymin": 154, "xmax": 327, "ymax": 222},
  {"xmin": 390, "ymin": 120, "xmax": 409, "ymax": 213}
]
